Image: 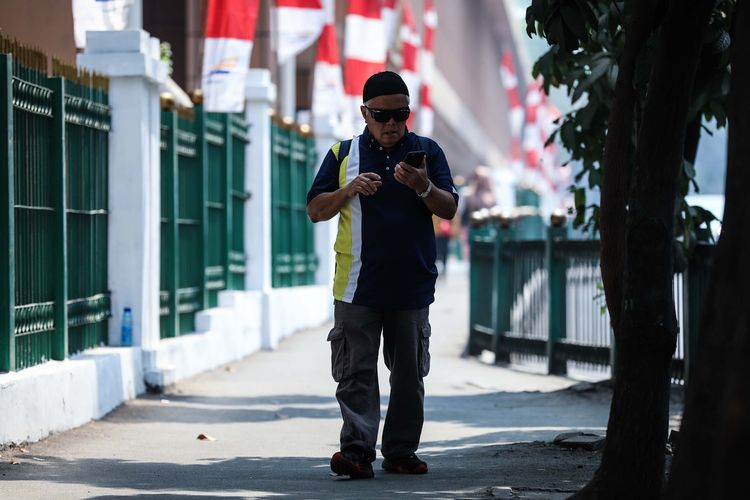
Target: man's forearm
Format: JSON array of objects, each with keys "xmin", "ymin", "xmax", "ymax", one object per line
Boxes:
[
  {"xmin": 422, "ymin": 185, "xmax": 457, "ymax": 220},
  {"xmin": 307, "ymin": 189, "xmax": 350, "ymax": 222}
]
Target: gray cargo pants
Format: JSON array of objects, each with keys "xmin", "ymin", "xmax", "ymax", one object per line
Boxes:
[{"xmin": 327, "ymin": 300, "xmax": 431, "ymax": 462}]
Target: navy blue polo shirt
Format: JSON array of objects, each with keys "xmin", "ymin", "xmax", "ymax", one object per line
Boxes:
[{"xmin": 307, "ymin": 127, "xmax": 458, "ymax": 310}]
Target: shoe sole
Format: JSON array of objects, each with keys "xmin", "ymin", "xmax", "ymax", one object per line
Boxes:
[
  {"xmin": 330, "ymin": 453, "xmax": 374, "ymax": 479},
  {"xmin": 382, "ymin": 464, "xmax": 428, "ymax": 474}
]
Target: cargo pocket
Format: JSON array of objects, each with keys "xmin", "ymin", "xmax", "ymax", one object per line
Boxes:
[
  {"xmin": 418, "ymin": 323, "xmax": 431, "ymax": 377},
  {"xmin": 327, "ymin": 325, "xmax": 349, "ymax": 382}
]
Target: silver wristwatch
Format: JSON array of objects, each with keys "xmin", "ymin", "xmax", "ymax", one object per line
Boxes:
[{"xmin": 417, "ymin": 180, "xmax": 433, "ymax": 198}]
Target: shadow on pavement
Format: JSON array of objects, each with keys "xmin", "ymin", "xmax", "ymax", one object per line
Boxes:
[
  {"xmin": 105, "ymin": 387, "xmax": 617, "ymax": 430},
  {"xmin": 1, "ymin": 442, "xmax": 599, "ymax": 499}
]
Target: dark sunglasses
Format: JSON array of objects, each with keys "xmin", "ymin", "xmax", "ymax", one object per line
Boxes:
[{"xmin": 364, "ymin": 105, "xmax": 410, "ymax": 123}]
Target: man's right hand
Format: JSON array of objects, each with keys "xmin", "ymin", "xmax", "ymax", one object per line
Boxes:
[{"xmin": 347, "ymin": 173, "xmax": 382, "ymax": 197}]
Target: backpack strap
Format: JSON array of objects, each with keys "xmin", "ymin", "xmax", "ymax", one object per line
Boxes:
[{"xmin": 332, "ymin": 139, "xmax": 352, "ymax": 168}]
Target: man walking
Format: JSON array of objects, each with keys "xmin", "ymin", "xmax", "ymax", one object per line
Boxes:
[{"xmin": 307, "ymin": 71, "xmax": 458, "ymax": 479}]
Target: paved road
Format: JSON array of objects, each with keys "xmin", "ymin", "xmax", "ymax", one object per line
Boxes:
[{"xmin": 2, "ymin": 267, "xmax": 674, "ymax": 499}]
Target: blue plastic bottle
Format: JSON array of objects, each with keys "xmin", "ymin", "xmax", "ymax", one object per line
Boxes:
[{"xmin": 121, "ymin": 307, "xmax": 133, "ymax": 346}]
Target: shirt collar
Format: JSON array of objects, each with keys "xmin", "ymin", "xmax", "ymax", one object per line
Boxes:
[{"xmin": 362, "ymin": 126, "xmax": 411, "ymax": 152}]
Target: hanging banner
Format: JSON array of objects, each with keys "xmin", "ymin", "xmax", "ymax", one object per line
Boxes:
[
  {"xmin": 202, "ymin": 0, "xmax": 260, "ymax": 112},
  {"xmin": 400, "ymin": 0, "xmax": 420, "ymax": 129},
  {"xmin": 275, "ymin": 0, "xmax": 327, "ymax": 64},
  {"xmin": 313, "ymin": 0, "xmax": 347, "ymax": 129},
  {"xmin": 419, "ymin": 0, "xmax": 437, "ymax": 136},
  {"xmin": 344, "ymin": 0, "xmax": 387, "ymax": 133}
]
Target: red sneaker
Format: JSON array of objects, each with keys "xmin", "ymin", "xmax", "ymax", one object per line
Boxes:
[{"xmin": 330, "ymin": 450, "xmax": 375, "ymax": 479}]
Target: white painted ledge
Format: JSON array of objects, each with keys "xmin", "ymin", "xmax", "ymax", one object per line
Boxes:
[
  {"xmin": 0, "ymin": 347, "xmax": 144, "ymax": 444},
  {"xmin": 142, "ymin": 291, "xmax": 264, "ymax": 389}
]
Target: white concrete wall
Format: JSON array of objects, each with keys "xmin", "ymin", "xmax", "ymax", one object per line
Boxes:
[
  {"xmin": 264, "ymin": 285, "xmax": 333, "ymax": 349},
  {"xmin": 0, "ymin": 348, "xmax": 144, "ymax": 444}
]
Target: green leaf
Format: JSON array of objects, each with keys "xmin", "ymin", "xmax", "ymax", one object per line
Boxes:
[
  {"xmin": 607, "ymin": 63, "xmax": 619, "ymax": 90},
  {"xmin": 547, "ymin": 15, "xmax": 566, "ymax": 48},
  {"xmin": 561, "ymin": 3, "xmax": 588, "ymax": 42},
  {"xmin": 526, "ymin": 0, "xmax": 549, "ymax": 37},
  {"xmin": 574, "ymin": 0, "xmax": 599, "ymax": 29},
  {"xmin": 560, "ymin": 120, "xmax": 577, "ymax": 149},
  {"xmin": 683, "ymin": 160, "xmax": 696, "ymax": 180},
  {"xmin": 571, "ymin": 55, "xmax": 612, "ymax": 103},
  {"xmin": 574, "ymin": 187, "xmax": 586, "ymax": 210},
  {"xmin": 588, "ymin": 168, "xmax": 602, "ymax": 189},
  {"xmin": 576, "ymin": 101, "xmax": 598, "ymax": 129}
]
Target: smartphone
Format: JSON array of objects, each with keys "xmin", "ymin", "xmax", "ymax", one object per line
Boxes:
[{"xmin": 403, "ymin": 150, "xmax": 426, "ymax": 168}]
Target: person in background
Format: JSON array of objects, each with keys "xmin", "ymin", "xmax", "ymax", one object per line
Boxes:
[
  {"xmin": 433, "ymin": 214, "xmax": 455, "ymax": 277},
  {"xmin": 458, "ymin": 166, "xmax": 496, "ymax": 256}
]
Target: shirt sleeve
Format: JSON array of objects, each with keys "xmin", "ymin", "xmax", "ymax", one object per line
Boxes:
[
  {"xmin": 425, "ymin": 139, "xmax": 459, "ymax": 205},
  {"xmin": 307, "ymin": 147, "xmax": 341, "ymax": 205}
]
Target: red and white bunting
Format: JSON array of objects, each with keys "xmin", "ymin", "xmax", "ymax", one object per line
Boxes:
[
  {"xmin": 382, "ymin": 0, "xmax": 399, "ymax": 57},
  {"xmin": 500, "ymin": 49, "xmax": 524, "ymax": 174},
  {"xmin": 522, "ymin": 78, "xmax": 557, "ymax": 192},
  {"xmin": 202, "ymin": 0, "xmax": 260, "ymax": 112},
  {"xmin": 344, "ymin": 0, "xmax": 387, "ymax": 134},
  {"xmin": 275, "ymin": 0, "xmax": 326, "ymax": 64},
  {"xmin": 312, "ymin": 0, "xmax": 346, "ymax": 125},
  {"xmin": 418, "ymin": 0, "xmax": 437, "ymax": 136},
  {"xmin": 400, "ymin": 0, "xmax": 420, "ymax": 129}
]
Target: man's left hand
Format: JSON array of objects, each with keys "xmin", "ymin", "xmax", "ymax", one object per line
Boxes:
[{"xmin": 394, "ymin": 161, "xmax": 430, "ymax": 193}]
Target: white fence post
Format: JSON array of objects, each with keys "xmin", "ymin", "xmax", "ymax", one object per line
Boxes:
[
  {"xmin": 244, "ymin": 69, "xmax": 277, "ymax": 293},
  {"xmin": 78, "ymin": 30, "xmax": 167, "ymax": 350}
]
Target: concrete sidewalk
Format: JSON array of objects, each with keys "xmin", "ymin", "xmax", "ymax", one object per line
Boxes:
[{"xmin": 0, "ymin": 267, "xmax": 676, "ymax": 499}]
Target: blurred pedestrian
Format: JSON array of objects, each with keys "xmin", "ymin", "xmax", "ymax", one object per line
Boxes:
[
  {"xmin": 433, "ymin": 215, "xmax": 456, "ymax": 277},
  {"xmin": 458, "ymin": 166, "xmax": 496, "ymax": 255}
]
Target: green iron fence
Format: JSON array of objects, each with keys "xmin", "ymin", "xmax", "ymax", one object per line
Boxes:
[
  {"xmin": 159, "ymin": 99, "xmax": 249, "ymax": 339},
  {"xmin": 270, "ymin": 116, "xmax": 317, "ymax": 288},
  {"xmin": 1, "ymin": 38, "xmax": 110, "ymax": 372},
  {"xmin": 57, "ymin": 62, "xmax": 111, "ymax": 356},
  {"xmin": 467, "ymin": 211, "xmax": 714, "ymax": 384}
]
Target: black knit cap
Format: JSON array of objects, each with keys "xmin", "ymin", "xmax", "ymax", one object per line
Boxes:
[{"xmin": 362, "ymin": 71, "xmax": 409, "ymax": 102}]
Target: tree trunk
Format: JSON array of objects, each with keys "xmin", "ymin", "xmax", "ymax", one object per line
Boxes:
[
  {"xmin": 572, "ymin": 0, "xmax": 714, "ymax": 498},
  {"xmin": 666, "ymin": 3, "xmax": 750, "ymax": 499},
  {"xmin": 598, "ymin": 0, "xmax": 658, "ymax": 335}
]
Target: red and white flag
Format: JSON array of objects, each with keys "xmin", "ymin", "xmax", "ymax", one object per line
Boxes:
[
  {"xmin": 381, "ymin": 0, "xmax": 399, "ymax": 57},
  {"xmin": 275, "ymin": 0, "xmax": 326, "ymax": 64},
  {"xmin": 500, "ymin": 49, "xmax": 524, "ymax": 174},
  {"xmin": 312, "ymin": 0, "xmax": 346, "ymax": 126},
  {"xmin": 399, "ymin": 0, "xmax": 420, "ymax": 129},
  {"xmin": 419, "ymin": 0, "xmax": 437, "ymax": 136},
  {"xmin": 202, "ymin": 0, "xmax": 260, "ymax": 112},
  {"xmin": 344, "ymin": 0, "xmax": 387, "ymax": 134}
]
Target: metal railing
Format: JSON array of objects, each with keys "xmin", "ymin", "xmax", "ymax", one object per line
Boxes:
[
  {"xmin": 467, "ymin": 209, "xmax": 714, "ymax": 384},
  {"xmin": 270, "ymin": 116, "xmax": 317, "ymax": 288},
  {"xmin": 159, "ymin": 97, "xmax": 250, "ymax": 339},
  {"xmin": 1, "ymin": 37, "xmax": 111, "ymax": 372}
]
